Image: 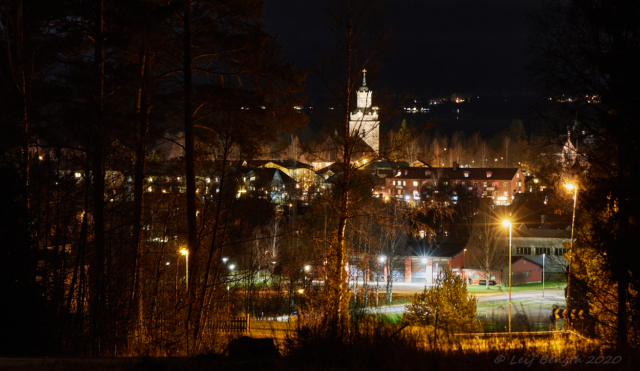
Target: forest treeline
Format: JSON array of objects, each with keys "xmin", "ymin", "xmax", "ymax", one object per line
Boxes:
[{"xmin": 0, "ymin": 0, "xmax": 310, "ymax": 356}]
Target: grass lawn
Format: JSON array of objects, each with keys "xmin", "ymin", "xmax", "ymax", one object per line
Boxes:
[{"xmin": 466, "ymin": 281, "xmax": 566, "ymax": 293}]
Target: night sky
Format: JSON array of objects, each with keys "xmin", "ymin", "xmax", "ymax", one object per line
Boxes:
[{"xmin": 263, "ymin": 0, "xmax": 541, "ymax": 102}]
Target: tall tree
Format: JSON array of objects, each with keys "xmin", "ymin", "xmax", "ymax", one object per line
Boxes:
[
  {"xmin": 313, "ymin": 0, "xmax": 389, "ymax": 333},
  {"xmin": 533, "ymin": 0, "xmax": 640, "ymax": 351},
  {"xmin": 172, "ymin": 0, "xmax": 305, "ymax": 352}
]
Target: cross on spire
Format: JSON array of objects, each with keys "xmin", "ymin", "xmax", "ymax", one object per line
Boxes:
[{"xmin": 362, "ymin": 69, "xmax": 367, "ymax": 87}]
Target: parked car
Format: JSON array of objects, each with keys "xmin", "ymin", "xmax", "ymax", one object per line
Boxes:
[{"xmin": 478, "ymin": 280, "xmax": 496, "ymax": 286}]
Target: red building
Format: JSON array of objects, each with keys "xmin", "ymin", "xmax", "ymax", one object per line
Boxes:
[
  {"xmin": 403, "ymin": 239, "xmax": 544, "ymax": 286},
  {"xmin": 462, "ymin": 256, "xmax": 543, "ymax": 285},
  {"xmin": 379, "ymin": 163, "xmax": 525, "ymax": 206}
]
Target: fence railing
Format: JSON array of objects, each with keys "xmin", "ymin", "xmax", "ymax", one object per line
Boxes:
[{"xmin": 212, "ymin": 314, "xmax": 251, "ymax": 333}]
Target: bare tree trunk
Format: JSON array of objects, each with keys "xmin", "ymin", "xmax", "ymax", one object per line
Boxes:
[
  {"xmin": 182, "ymin": 0, "xmax": 196, "ymax": 354},
  {"xmin": 131, "ymin": 48, "xmax": 150, "ymax": 350},
  {"xmin": 89, "ymin": 0, "xmax": 106, "ymax": 356},
  {"xmin": 325, "ymin": 4, "xmax": 354, "ymax": 333}
]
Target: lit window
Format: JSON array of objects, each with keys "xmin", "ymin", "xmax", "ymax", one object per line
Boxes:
[
  {"xmin": 486, "ymin": 172, "xmax": 492, "ymax": 178},
  {"xmin": 504, "ymin": 182, "xmax": 508, "ymax": 188},
  {"xmin": 403, "ymin": 181, "xmax": 406, "ymax": 186},
  {"xmin": 75, "ymin": 172, "xmax": 81, "ymax": 178},
  {"xmin": 516, "ymin": 173, "xmax": 520, "ymax": 178},
  {"xmin": 392, "ymin": 180, "xmax": 396, "ymax": 186},
  {"xmin": 413, "ymin": 181, "xmax": 418, "ymax": 186},
  {"xmin": 206, "ymin": 178, "xmax": 211, "ymax": 183}
]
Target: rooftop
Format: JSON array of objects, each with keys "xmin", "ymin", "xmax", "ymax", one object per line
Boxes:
[{"xmin": 388, "ymin": 167, "xmax": 520, "ymax": 181}]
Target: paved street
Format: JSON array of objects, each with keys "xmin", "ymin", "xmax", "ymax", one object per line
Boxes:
[{"xmin": 372, "ymin": 287, "xmax": 566, "ymax": 324}]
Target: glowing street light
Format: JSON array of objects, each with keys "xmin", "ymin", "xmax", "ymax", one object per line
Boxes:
[
  {"xmin": 502, "ymin": 220, "xmax": 512, "ymax": 332},
  {"xmin": 179, "ymin": 249, "xmax": 189, "ymax": 291},
  {"xmin": 304, "ymin": 265, "xmax": 311, "ymax": 272},
  {"xmin": 464, "ymin": 248, "xmax": 467, "ymax": 267},
  {"xmin": 378, "ymin": 255, "xmax": 386, "ymax": 263},
  {"xmin": 564, "ymin": 183, "xmax": 578, "ymax": 329}
]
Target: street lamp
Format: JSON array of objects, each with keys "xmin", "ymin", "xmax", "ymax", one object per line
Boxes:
[
  {"xmin": 564, "ymin": 183, "xmax": 578, "ymax": 330},
  {"xmin": 502, "ymin": 220, "xmax": 512, "ymax": 333},
  {"xmin": 464, "ymin": 248, "xmax": 467, "ymax": 282},
  {"xmin": 180, "ymin": 249, "xmax": 189, "ymax": 291}
]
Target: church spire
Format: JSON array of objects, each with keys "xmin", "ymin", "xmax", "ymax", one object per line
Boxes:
[{"xmin": 358, "ymin": 69, "xmax": 369, "ymax": 92}]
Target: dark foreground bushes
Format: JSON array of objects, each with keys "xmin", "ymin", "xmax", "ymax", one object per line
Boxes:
[{"xmin": 3, "ymin": 321, "xmax": 637, "ymax": 370}]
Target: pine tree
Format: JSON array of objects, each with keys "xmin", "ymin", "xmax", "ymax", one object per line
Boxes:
[{"xmin": 404, "ymin": 267, "xmax": 480, "ymax": 339}]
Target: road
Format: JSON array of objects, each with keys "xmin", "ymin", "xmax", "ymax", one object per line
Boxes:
[{"xmin": 373, "ymin": 287, "xmax": 566, "ymax": 323}]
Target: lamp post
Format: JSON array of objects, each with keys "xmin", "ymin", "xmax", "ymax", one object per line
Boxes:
[
  {"xmin": 502, "ymin": 220, "xmax": 512, "ymax": 333},
  {"xmin": 180, "ymin": 249, "xmax": 189, "ymax": 291},
  {"xmin": 564, "ymin": 183, "xmax": 578, "ymax": 330},
  {"xmin": 463, "ymin": 248, "xmax": 467, "ymax": 282}
]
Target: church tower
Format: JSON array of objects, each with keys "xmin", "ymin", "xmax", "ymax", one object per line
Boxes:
[{"xmin": 349, "ymin": 70, "xmax": 379, "ymax": 153}]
